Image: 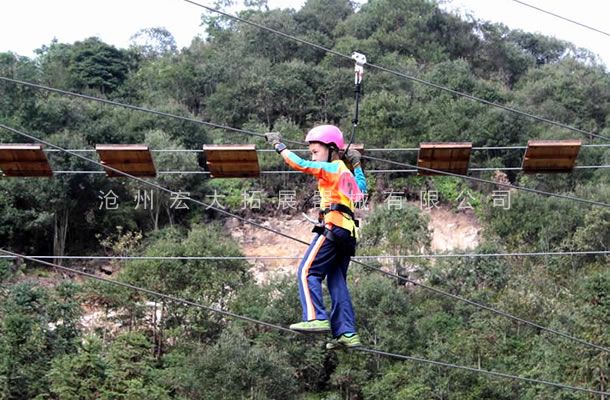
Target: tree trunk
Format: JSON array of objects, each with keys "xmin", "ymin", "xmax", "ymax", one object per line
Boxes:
[
  {"xmin": 153, "ymin": 204, "xmax": 160, "ymax": 231},
  {"xmin": 157, "ymin": 303, "xmax": 164, "ymax": 359},
  {"xmin": 152, "ymin": 301, "xmax": 157, "ymax": 353},
  {"xmin": 150, "ymin": 189, "xmax": 161, "ymax": 231},
  {"xmin": 601, "ymin": 353, "xmax": 607, "ymax": 400},
  {"xmin": 53, "ymin": 208, "xmax": 69, "ymax": 268},
  {"xmin": 166, "ymin": 206, "xmax": 174, "ymax": 226}
]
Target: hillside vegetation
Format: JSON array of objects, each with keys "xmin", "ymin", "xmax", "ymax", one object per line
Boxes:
[{"xmin": 0, "ymin": 0, "xmax": 609, "ymax": 398}]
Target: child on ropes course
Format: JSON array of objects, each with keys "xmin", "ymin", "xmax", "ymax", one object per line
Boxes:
[{"xmin": 265, "ymin": 124, "xmax": 367, "ymax": 349}]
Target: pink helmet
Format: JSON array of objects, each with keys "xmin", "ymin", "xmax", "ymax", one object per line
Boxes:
[{"xmin": 305, "ymin": 125, "xmax": 345, "ymax": 150}]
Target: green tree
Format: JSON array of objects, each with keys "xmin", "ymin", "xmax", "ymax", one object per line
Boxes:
[
  {"xmin": 127, "ymin": 129, "xmax": 198, "ymax": 230},
  {"xmin": 482, "ymin": 192, "xmax": 585, "ymax": 252},
  {"xmin": 0, "ymin": 282, "xmax": 82, "ymax": 399},
  {"xmin": 129, "ymin": 27, "xmax": 177, "ymax": 60},
  {"xmin": 514, "ymin": 58, "xmax": 610, "ymax": 133},
  {"xmin": 100, "ymin": 332, "xmax": 170, "ymax": 399},
  {"xmin": 37, "ymin": 37, "xmax": 130, "ymax": 94},
  {"xmin": 69, "ymin": 37, "xmax": 130, "ymax": 94},
  {"xmin": 161, "ymin": 327, "xmax": 298, "ymax": 399},
  {"xmin": 47, "ymin": 336, "xmax": 107, "ymax": 400},
  {"xmin": 90, "ymin": 224, "xmax": 250, "ymax": 349},
  {"xmin": 296, "ymin": 0, "xmax": 354, "ymax": 38},
  {"xmin": 360, "ymin": 205, "xmax": 431, "ymax": 277}
]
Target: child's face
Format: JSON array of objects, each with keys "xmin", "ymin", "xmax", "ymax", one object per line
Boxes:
[{"xmin": 309, "ymin": 142, "xmax": 329, "ymax": 162}]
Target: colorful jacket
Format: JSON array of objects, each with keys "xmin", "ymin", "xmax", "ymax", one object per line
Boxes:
[{"xmin": 280, "ymin": 149, "xmax": 367, "ymax": 234}]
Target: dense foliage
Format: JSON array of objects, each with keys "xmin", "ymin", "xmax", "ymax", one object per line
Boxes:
[{"xmin": 0, "ymin": 0, "xmax": 608, "ymax": 398}]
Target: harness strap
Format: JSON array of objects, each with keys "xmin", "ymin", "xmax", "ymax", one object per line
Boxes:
[
  {"xmin": 322, "ymin": 203, "xmax": 354, "ymax": 218},
  {"xmin": 319, "ymin": 203, "xmax": 359, "ymax": 227}
]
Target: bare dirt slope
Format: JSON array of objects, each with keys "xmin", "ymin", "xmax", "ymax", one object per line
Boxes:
[
  {"xmin": 229, "ymin": 206, "xmax": 481, "ymax": 283},
  {"xmin": 426, "ymin": 207, "xmax": 480, "ymax": 252}
]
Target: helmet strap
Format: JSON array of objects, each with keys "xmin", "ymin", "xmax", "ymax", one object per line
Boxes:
[{"xmin": 327, "ymin": 145, "xmax": 337, "ymax": 162}]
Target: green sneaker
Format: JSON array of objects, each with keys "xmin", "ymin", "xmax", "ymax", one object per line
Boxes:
[
  {"xmin": 326, "ymin": 333, "xmax": 362, "ymax": 350},
  {"xmin": 289, "ymin": 320, "xmax": 331, "ymax": 333}
]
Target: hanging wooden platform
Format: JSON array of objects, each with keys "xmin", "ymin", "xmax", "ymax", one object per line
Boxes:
[
  {"xmin": 521, "ymin": 139, "xmax": 582, "ymax": 173},
  {"xmin": 96, "ymin": 144, "xmax": 156, "ymax": 177},
  {"xmin": 0, "ymin": 144, "xmax": 53, "ymax": 177},
  {"xmin": 417, "ymin": 142, "xmax": 472, "ymax": 175},
  {"xmin": 203, "ymin": 144, "xmax": 260, "ymax": 178}
]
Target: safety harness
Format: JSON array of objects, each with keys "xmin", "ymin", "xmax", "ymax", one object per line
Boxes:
[{"xmin": 310, "ymin": 203, "xmax": 359, "ymax": 256}]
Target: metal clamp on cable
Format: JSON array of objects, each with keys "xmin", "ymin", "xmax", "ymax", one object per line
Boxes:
[{"xmin": 342, "ymin": 51, "xmax": 367, "ymax": 157}]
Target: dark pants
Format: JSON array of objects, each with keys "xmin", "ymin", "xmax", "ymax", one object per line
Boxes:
[{"xmin": 297, "ymin": 224, "xmax": 357, "ymax": 337}]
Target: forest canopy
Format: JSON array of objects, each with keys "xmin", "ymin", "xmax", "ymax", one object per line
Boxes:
[{"xmin": 0, "ymin": 0, "xmax": 608, "ymax": 399}]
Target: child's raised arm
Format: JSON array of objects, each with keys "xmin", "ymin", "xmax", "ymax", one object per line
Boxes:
[
  {"xmin": 264, "ymin": 131, "xmax": 337, "ymax": 180},
  {"xmin": 344, "ymin": 148, "xmax": 367, "ymax": 194}
]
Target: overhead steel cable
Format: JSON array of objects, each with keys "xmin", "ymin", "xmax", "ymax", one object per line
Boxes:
[
  {"xmin": 48, "ymin": 164, "xmax": 610, "ymax": 175},
  {"xmin": 1, "ymin": 122, "xmax": 609, "ymax": 355},
  {"xmin": 2, "ymin": 77, "xmax": 608, "ymax": 208},
  {"xmin": 0, "ymin": 123, "xmax": 308, "ymax": 246},
  {"xmin": 1, "ymin": 250, "xmax": 608, "ymax": 260},
  {"xmin": 511, "ymin": 0, "xmax": 610, "ymax": 37},
  {"xmin": 356, "ymin": 347, "xmax": 609, "ymax": 396},
  {"xmin": 0, "ymin": 248, "xmax": 295, "ymax": 333},
  {"xmin": 180, "ymin": 0, "xmax": 610, "ymax": 142},
  {"xmin": 0, "ymin": 76, "xmax": 304, "ymax": 148},
  {"xmin": 39, "ymin": 144, "xmax": 610, "ymax": 153},
  {"xmin": 349, "ymin": 256, "xmax": 610, "ymax": 353},
  {"xmin": 2, "ymin": 79, "xmax": 608, "ymax": 207},
  {"xmin": 361, "ymin": 154, "xmax": 610, "ymax": 209},
  {"xmin": 1, "ymin": 248, "xmax": 607, "ymax": 397}
]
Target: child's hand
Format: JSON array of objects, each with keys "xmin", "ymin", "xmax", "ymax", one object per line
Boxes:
[
  {"xmin": 264, "ymin": 132, "xmax": 282, "ymax": 147},
  {"xmin": 345, "ymin": 148, "xmax": 361, "ymax": 167}
]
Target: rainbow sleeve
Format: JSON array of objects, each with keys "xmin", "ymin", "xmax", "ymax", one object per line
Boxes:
[
  {"xmin": 280, "ymin": 150, "xmax": 340, "ymax": 179},
  {"xmin": 353, "ymin": 166, "xmax": 367, "ymax": 193}
]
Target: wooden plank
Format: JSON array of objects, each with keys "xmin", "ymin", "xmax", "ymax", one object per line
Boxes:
[
  {"xmin": 101, "ymin": 162, "xmax": 157, "ymax": 177},
  {"xmin": 101, "ymin": 162, "xmax": 157, "ymax": 170},
  {"xmin": 522, "ymin": 139, "xmax": 581, "ymax": 173},
  {"xmin": 417, "ymin": 142, "xmax": 472, "ymax": 175},
  {"xmin": 98, "ymin": 150, "xmax": 153, "ymax": 159},
  {"xmin": 96, "ymin": 144, "xmax": 156, "ymax": 177},
  {"xmin": 203, "ymin": 144, "xmax": 258, "ymax": 163},
  {"xmin": 420, "ymin": 142, "xmax": 472, "ymax": 149},
  {"xmin": 419, "ymin": 160, "xmax": 470, "ymax": 169},
  {"xmin": 95, "ymin": 144, "xmax": 150, "ymax": 151},
  {"xmin": 203, "ymin": 144, "xmax": 257, "ymax": 152},
  {"xmin": 203, "ymin": 144, "xmax": 260, "ymax": 178},
  {"xmin": 418, "ymin": 150, "xmax": 471, "ymax": 161},
  {"xmin": 0, "ymin": 145, "xmax": 43, "ymax": 151},
  {"xmin": 208, "ymin": 151, "xmax": 258, "ymax": 163},
  {"xmin": 527, "ymin": 147, "xmax": 580, "ymax": 157},
  {"xmin": 0, "ymin": 144, "xmax": 53, "ymax": 177},
  {"xmin": 207, "ymin": 161, "xmax": 260, "ymax": 178},
  {"xmin": 0, "ymin": 160, "xmax": 50, "ymax": 170},
  {"xmin": 209, "ymin": 170, "xmax": 260, "ymax": 178},
  {"xmin": 0, "ymin": 152, "xmax": 44, "ymax": 162},
  {"xmin": 527, "ymin": 139, "xmax": 582, "ymax": 147},
  {"xmin": 206, "ymin": 162, "xmax": 260, "ymax": 173},
  {"xmin": 3, "ymin": 169, "xmax": 53, "ymax": 177},
  {"xmin": 104, "ymin": 170, "xmax": 157, "ymax": 178}
]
